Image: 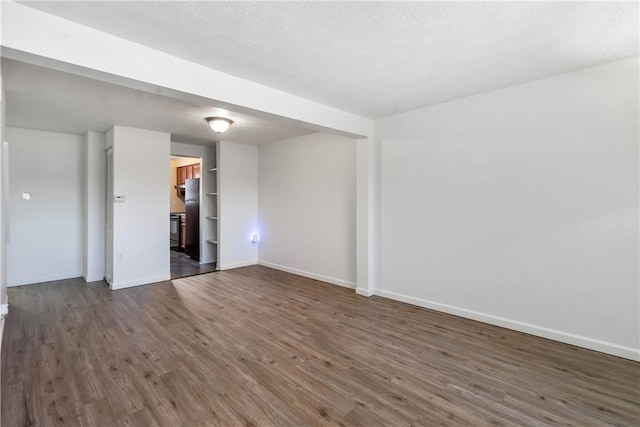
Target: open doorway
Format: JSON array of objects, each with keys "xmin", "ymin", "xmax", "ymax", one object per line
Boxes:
[{"xmin": 169, "ymin": 156, "xmax": 216, "ymax": 279}]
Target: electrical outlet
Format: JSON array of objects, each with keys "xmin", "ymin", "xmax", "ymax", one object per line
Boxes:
[{"xmin": 116, "ymin": 253, "xmax": 124, "ymax": 262}]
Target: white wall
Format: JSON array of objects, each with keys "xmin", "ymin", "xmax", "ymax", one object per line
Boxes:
[
  {"xmin": 258, "ymin": 132, "xmax": 357, "ymax": 287},
  {"xmin": 108, "ymin": 126, "xmax": 170, "ymax": 289},
  {"xmin": 83, "ymin": 131, "xmax": 105, "ymax": 282},
  {"xmin": 169, "ymin": 159, "xmax": 184, "ymax": 213},
  {"xmin": 219, "ymin": 141, "xmax": 257, "ymax": 270},
  {"xmin": 0, "ymin": 67, "xmax": 7, "ymax": 358},
  {"xmin": 1, "ymin": 2, "xmax": 372, "ymax": 138},
  {"xmin": 377, "ymin": 57, "xmax": 639, "ymax": 360},
  {"xmin": 356, "ymin": 136, "xmax": 379, "ymax": 296},
  {"xmin": 171, "ymin": 141, "xmax": 217, "ymax": 264},
  {"xmin": 6, "ymin": 127, "xmax": 84, "ymax": 286},
  {"xmin": 105, "ymin": 129, "xmax": 114, "ymax": 284},
  {"xmin": 2, "ymin": 1, "xmax": 377, "ymax": 296}
]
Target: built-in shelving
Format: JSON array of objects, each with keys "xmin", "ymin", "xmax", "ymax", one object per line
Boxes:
[{"xmin": 206, "ymin": 158, "xmax": 219, "ymax": 269}]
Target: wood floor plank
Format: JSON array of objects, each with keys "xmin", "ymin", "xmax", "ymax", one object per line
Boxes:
[{"xmin": 2, "ymin": 266, "xmax": 639, "ymax": 426}]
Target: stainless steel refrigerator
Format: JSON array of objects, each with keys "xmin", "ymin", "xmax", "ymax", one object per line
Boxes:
[{"xmin": 184, "ymin": 178, "xmax": 200, "ymax": 260}]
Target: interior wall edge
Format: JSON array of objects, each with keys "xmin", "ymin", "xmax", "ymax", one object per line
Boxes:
[
  {"xmin": 355, "ymin": 287, "xmax": 376, "ymax": 297},
  {"xmin": 218, "ymin": 260, "xmax": 258, "ymax": 271},
  {"xmin": 259, "ymin": 260, "xmax": 357, "ymax": 290},
  {"xmin": 377, "ymin": 288, "xmax": 640, "ymax": 362},
  {"xmin": 82, "ymin": 274, "xmax": 104, "ymax": 283},
  {"xmin": 7, "ymin": 272, "xmax": 83, "ymax": 288},
  {"xmin": 110, "ymin": 273, "xmax": 171, "ymax": 291}
]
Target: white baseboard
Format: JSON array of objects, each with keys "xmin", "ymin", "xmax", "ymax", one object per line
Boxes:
[
  {"xmin": 219, "ymin": 260, "xmax": 257, "ymax": 271},
  {"xmin": 378, "ymin": 289, "xmax": 640, "ymax": 362},
  {"xmin": 259, "ymin": 260, "xmax": 356, "ymax": 289},
  {"xmin": 356, "ymin": 287, "xmax": 376, "ymax": 297},
  {"xmin": 110, "ymin": 274, "xmax": 171, "ymax": 290},
  {"xmin": 0, "ymin": 317, "xmax": 4, "ymax": 344},
  {"xmin": 7, "ymin": 271, "xmax": 83, "ymax": 287},
  {"xmin": 0, "ymin": 302, "xmax": 7, "ymax": 374},
  {"xmin": 82, "ymin": 274, "xmax": 105, "ymax": 283},
  {"xmin": 0, "ymin": 316, "xmax": 4, "ymax": 368}
]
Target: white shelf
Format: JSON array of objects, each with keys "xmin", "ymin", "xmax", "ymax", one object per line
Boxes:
[
  {"xmin": 206, "ymin": 239, "xmax": 218, "ymax": 244},
  {"xmin": 205, "ymin": 192, "xmax": 218, "ymax": 196},
  {"xmin": 206, "ymin": 216, "xmax": 218, "ymax": 220},
  {"xmin": 208, "ymin": 168, "xmax": 217, "ymax": 172}
]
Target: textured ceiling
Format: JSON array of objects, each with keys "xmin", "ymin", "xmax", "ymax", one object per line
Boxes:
[
  {"xmin": 19, "ymin": 1, "xmax": 640, "ymax": 118},
  {"xmin": 1, "ymin": 59, "xmax": 315, "ymax": 146}
]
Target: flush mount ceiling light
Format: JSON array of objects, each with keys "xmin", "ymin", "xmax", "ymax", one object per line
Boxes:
[{"xmin": 205, "ymin": 117, "xmax": 233, "ymax": 133}]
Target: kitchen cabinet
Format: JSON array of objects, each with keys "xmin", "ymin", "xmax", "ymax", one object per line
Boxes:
[
  {"xmin": 176, "ymin": 163, "xmax": 200, "ymax": 196},
  {"xmin": 178, "ymin": 167, "xmax": 187, "ymax": 189}
]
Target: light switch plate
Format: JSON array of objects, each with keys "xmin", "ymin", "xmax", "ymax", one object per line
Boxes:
[{"xmin": 114, "ymin": 195, "xmax": 126, "ymax": 203}]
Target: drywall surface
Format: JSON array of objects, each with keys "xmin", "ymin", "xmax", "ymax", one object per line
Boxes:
[
  {"xmin": 173, "ymin": 157, "xmax": 201, "ymax": 168},
  {"xmin": 377, "ymin": 57, "xmax": 639, "ymax": 360},
  {"xmin": 258, "ymin": 132, "xmax": 357, "ymax": 287},
  {"xmin": 169, "ymin": 159, "xmax": 185, "ymax": 213},
  {"xmin": 219, "ymin": 141, "xmax": 257, "ymax": 270},
  {"xmin": 105, "ymin": 129, "xmax": 114, "ymax": 284},
  {"xmin": 109, "ymin": 126, "xmax": 170, "ymax": 289},
  {"xmin": 6, "ymin": 127, "xmax": 83, "ymax": 286},
  {"xmin": 0, "ymin": 70, "xmax": 7, "ymax": 303},
  {"xmin": 1, "ymin": 2, "xmax": 372, "ymax": 138},
  {"xmin": 171, "ymin": 142, "xmax": 217, "ymax": 264},
  {"xmin": 83, "ymin": 131, "xmax": 105, "ymax": 282}
]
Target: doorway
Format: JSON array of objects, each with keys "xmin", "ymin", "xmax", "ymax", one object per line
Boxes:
[{"xmin": 169, "ymin": 155, "xmax": 216, "ymax": 279}]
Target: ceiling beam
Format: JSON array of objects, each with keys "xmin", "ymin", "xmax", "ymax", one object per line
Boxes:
[{"xmin": 0, "ymin": 1, "xmax": 373, "ymax": 139}]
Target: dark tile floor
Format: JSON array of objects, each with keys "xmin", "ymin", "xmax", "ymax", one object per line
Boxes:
[{"xmin": 170, "ymin": 249, "xmax": 217, "ymax": 279}]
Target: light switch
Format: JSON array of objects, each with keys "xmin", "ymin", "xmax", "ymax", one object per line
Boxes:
[{"xmin": 22, "ymin": 192, "xmax": 31, "ymax": 200}]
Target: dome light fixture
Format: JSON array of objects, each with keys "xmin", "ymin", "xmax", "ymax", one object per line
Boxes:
[{"xmin": 205, "ymin": 117, "xmax": 233, "ymax": 133}]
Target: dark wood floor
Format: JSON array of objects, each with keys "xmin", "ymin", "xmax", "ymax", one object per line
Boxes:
[
  {"xmin": 2, "ymin": 266, "xmax": 638, "ymax": 426},
  {"xmin": 169, "ymin": 250, "xmax": 217, "ymax": 280}
]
